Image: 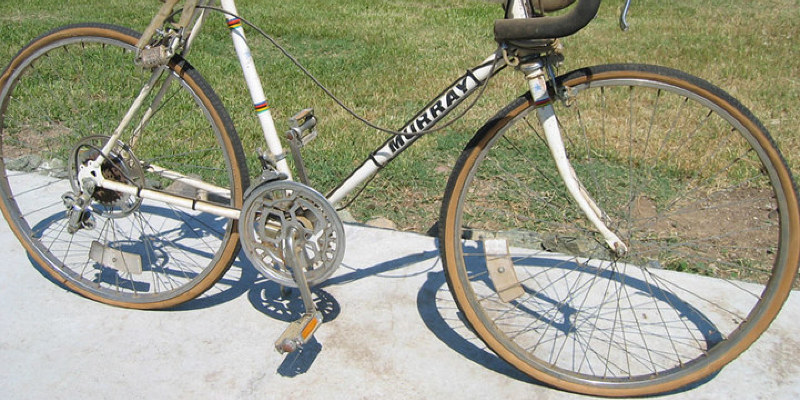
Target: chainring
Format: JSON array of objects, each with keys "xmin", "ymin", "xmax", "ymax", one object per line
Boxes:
[{"xmin": 239, "ymin": 179, "xmax": 345, "ymax": 287}]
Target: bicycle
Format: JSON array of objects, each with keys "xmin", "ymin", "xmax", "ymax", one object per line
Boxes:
[{"xmin": 0, "ymin": 0, "xmax": 797, "ymax": 396}]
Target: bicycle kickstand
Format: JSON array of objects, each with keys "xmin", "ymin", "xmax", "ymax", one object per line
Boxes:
[{"xmin": 274, "ymin": 227, "xmax": 324, "ymax": 354}]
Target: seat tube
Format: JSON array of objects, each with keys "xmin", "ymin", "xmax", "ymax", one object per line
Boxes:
[
  {"xmin": 521, "ymin": 61, "xmax": 628, "ymax": 255},
  {"xmin": 220, "ymin": 0, "xmax": 292, "ymax": 179}
]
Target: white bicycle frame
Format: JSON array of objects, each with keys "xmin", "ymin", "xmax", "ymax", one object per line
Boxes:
[{"xmin": 84, "ymin": 0, "xmax": 626, "ymax": 253}]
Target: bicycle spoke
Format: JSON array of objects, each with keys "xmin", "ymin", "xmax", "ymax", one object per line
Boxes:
[
  {"xmin": 0, "ymin": 24, "xmax": 246, "ymax": 307},
  {"xmin": 441, "ymin": 65, "xmax": 798, "ymax": 394}
]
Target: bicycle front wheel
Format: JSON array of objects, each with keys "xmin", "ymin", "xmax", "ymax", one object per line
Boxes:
[
  {"xmin": 0, "ymin": 24, "xmax": 249, "ymax": 309},
  {"xmin": 439, "ymin": 64, "xmax": 800, "ymax": 396}
]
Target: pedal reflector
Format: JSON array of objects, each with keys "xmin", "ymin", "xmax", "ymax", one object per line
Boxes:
[{"xmin": 275, "ymin": 311, "xmax": 323, "ymax": 354}]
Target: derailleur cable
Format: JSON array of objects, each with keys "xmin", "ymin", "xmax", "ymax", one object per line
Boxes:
[{"xmin": 192, "ymin": 5, "xmax": 502, "ymax": 137}]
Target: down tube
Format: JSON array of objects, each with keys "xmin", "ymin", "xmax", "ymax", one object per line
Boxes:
[{"xmin": 327, "ymin": 53, "xmax": 504, "ymax": 206}]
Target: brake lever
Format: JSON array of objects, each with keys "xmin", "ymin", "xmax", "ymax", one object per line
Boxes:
[{"xmin": 619, "ymin": 0, "xmax": 632, "ymax": 31}]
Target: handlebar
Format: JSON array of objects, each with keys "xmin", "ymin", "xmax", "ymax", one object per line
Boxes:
[{"xmin": 494, "ymin": 0, "xmax": 601, "ymax": 42}]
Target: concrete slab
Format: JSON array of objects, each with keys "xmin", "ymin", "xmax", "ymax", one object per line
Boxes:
[{"xmin": 1, "ymin": 201, "xmax": 799, "ymax": 399}]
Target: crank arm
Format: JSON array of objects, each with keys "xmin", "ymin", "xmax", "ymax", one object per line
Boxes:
[{"xmin": 275, "ymin": 228, "xmax": 323, "ymax": 354}]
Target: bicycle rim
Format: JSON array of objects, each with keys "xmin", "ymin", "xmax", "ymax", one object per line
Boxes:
[
  {"xmin": 439, "ymin": 64, "xmax": 800, "ymax": 396},
  {"xmin": 0, "ymin": 24, "xmax": 249, "ymax": 308}
]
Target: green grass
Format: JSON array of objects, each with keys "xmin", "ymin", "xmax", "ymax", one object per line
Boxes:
[{"xmin": 1, "ymin": 0, "xmax": 797, "ymax": 231}]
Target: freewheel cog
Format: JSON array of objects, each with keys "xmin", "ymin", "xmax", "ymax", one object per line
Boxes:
[
  {"xmin": 68, "ymin": 135, "xmax": 145, "ymax": 218},
  {"xmin": 239, "ymin": 180, "xmax": 345, "ymax": 287}
]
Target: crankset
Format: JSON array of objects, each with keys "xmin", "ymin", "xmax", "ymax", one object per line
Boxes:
[
  {"xmin": 239, "ymin": 179, "xmax": 345, "ymax": 352},
  {"xmin": 239, "ymin": 179, "xmax": 345, "ymax": 288}
]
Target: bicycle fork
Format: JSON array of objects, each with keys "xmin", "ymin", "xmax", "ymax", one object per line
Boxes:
[
  {"xmin": 522, "ymin": 61, "xmax": 628, "ymax": 256},
  {"xmin": 484, "ymin": 60, "xmax": 629, "ymax": 304}
]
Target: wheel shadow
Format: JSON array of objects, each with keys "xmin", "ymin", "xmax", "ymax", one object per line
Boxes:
[
  {"xmin": 415, "ymin": 264, "xmax": 721, "ymax": 392},
  {"xmin": 416, "ymin": 268, "xmax": 537, "ymax": 383},
  {"xmin": 243, "ymin": 243, "xmax": 441, "ymax": 377},
  {"xmin": 419, "ymin": 240, "xmax": 724, "ymax": 393},
  {"xmin": 21, "ymin": 204, "xmax": 723, "ymax": 389},
  {"xmin": 237, "ymin": 237, "xmax": 536, "ymax": 383},
  {"xmin": 25, "ymin": 202, "xmax": 260, "ymax": 311}
]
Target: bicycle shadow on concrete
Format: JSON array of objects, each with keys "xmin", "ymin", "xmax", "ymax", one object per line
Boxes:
[
  {"xmin": 23, "ymin": 206, "xmax": 721, "ymax": 389},
  {"xmin": 418, "ymin": 258, "xmax": 720, "ymax": 393},
  {"xmin": 26, "ymin": 203, "xmax": 261, "ymax": 310},
  {"xmin": 242, "ymin": 276, "xmax": 340, "ymax": 377},
  {"xmin": 239, "ymin": 238, "xmax": 536, "ymax": 382},
  {"xmin": 244, "ymin": 244, "xmax": 442, "ymax": 377},
  {"xmin": 416, "ymin": 240, "xmax": 724, "ymax": 393},
  {"xmin": 416, "ymin": 268, "xmax": 538, "ymax": 383}
]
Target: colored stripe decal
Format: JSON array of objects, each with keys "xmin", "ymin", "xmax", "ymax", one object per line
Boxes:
[
  {"xmin": 534, "ymin": 97, "xmax": 552, "ymax": 108},
  {"xmin": 227, "ymin": 18, "xmax": 242, "ymax": 29},
  {"xmin": 254, "ymin": 100, "xmax": 270, "ymax": 113}
]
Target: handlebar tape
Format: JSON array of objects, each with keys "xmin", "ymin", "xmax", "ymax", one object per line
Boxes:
[{"xmin": 494, "ymin": 0, "xmax": 601, "ymax": 41}]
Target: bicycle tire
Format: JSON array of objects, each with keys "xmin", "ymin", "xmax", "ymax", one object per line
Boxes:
[
  {"xmin": 0, "ymin": 23, "xmax": 250, "ymax": 309},
  {"xmin": 439, "ymin": 63, "xmax": 800, "ymax": 396}
]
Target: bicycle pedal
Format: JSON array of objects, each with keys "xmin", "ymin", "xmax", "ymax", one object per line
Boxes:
[
  {"xmin": 286, "ymin": 108, "xmax": 318, "ymax": 146},
  {"xmin": 275, "ymin": 311, "xmax": 323, "ymax": 354},
  {"xmin": 285, "ymin": 108, "xmax": 317, "ymax": 185}
]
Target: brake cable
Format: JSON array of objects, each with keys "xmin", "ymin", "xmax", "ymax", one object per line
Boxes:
[{"xmin": 192, "ymin": 5, "xmax": 503, "ymax": 137}]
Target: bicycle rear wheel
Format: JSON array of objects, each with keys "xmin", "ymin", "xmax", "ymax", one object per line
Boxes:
[
  {"xmin": 0, "ymin": 24, "xmax": 249, "ymax": 309},
  {"xmin": 439, "ymin": 64, "xmax": 800, "ymax": 396}
]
